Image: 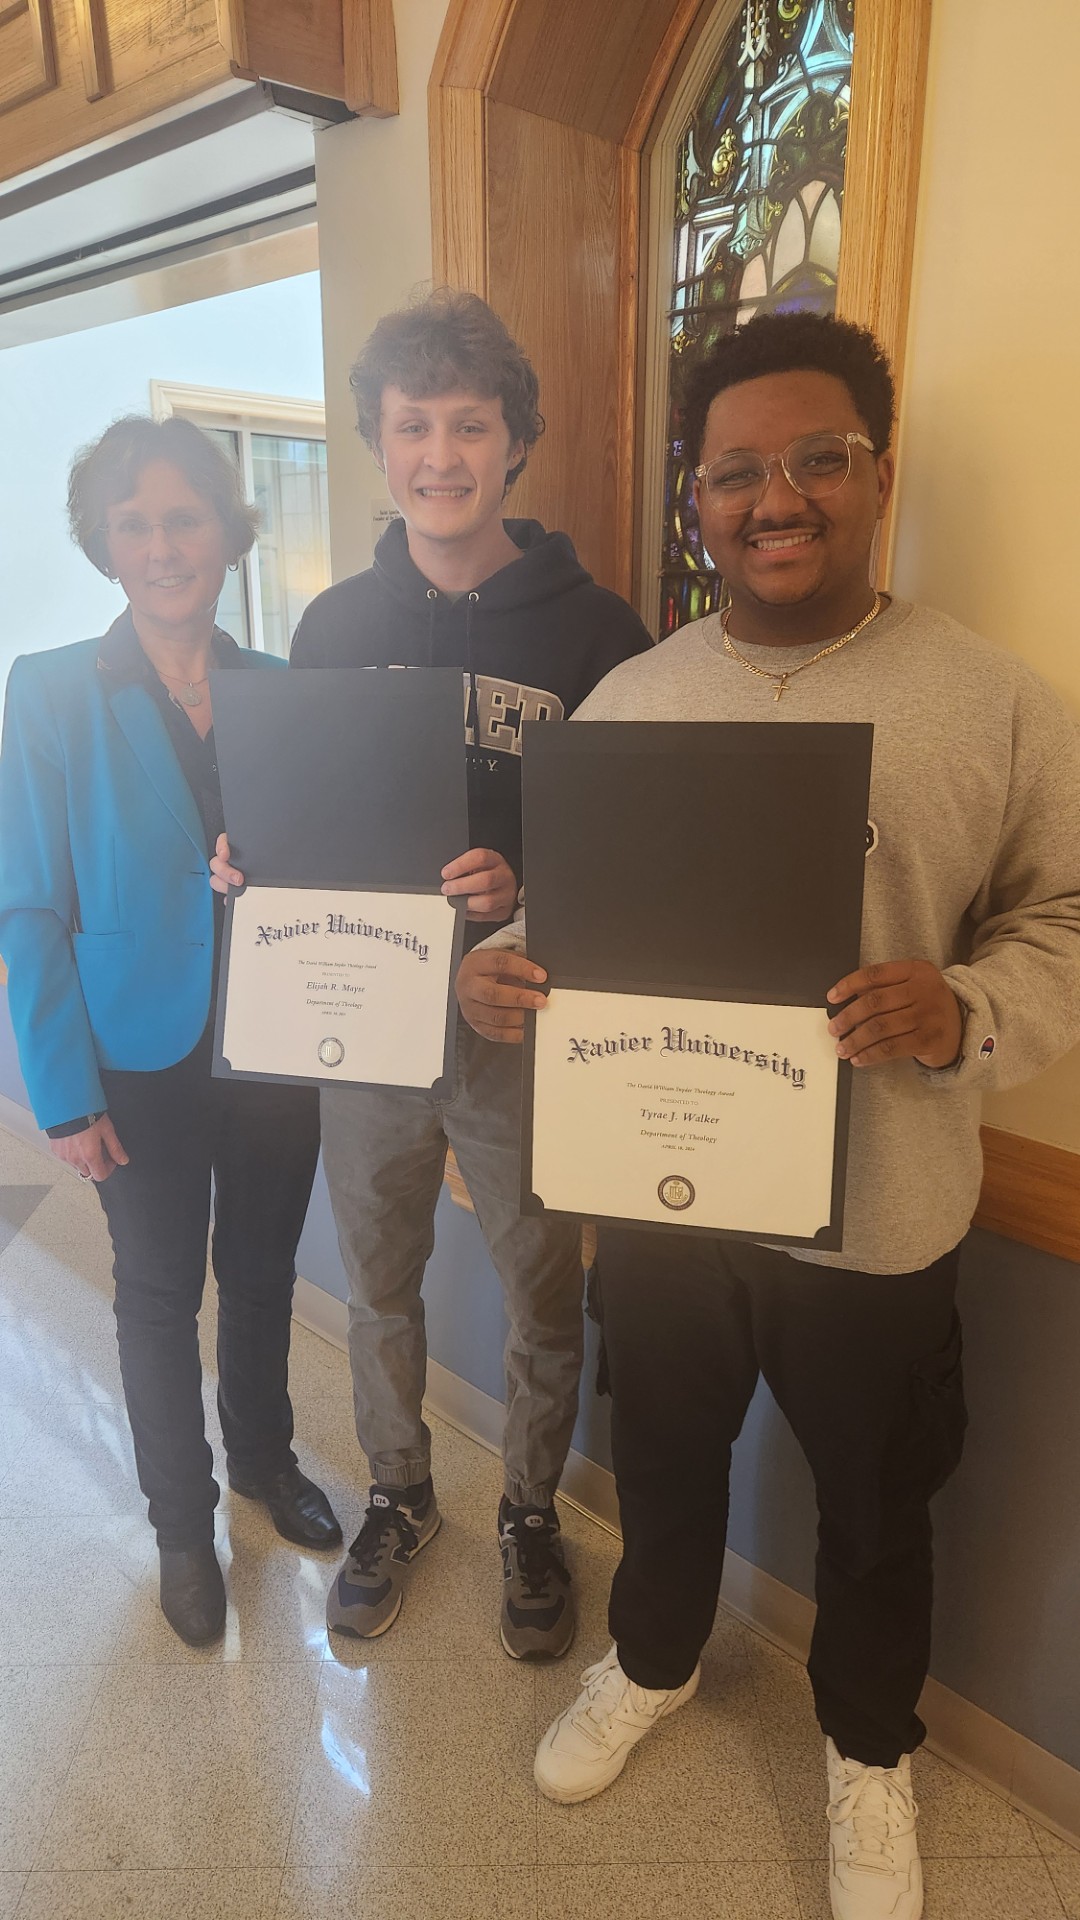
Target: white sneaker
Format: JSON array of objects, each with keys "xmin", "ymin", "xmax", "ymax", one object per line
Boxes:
[
  {"xmin": 534, "ymin": 1644, "xmax": 700, "ymax": 1803},
  {"xmin": 826, "ymin": 1737, "xmax": 923, "ymax": 1919}
]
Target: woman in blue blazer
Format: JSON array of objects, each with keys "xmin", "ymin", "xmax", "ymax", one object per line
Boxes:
[{"xmin": 0, "ymin": 416, "xmax": 340, "ymax": 1644}]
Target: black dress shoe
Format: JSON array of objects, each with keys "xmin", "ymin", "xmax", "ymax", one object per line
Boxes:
[
  {"xmin": 228, "ymin": 1465, "xmax": 343, "ymax": 1550},
  {"xmin": 158, "ymin": 1544, "xmax": 226, "ymax": 1646}
]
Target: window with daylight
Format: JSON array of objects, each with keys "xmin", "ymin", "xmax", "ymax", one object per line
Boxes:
[
  {"xmin": 150, "ymin": 383, "xmax": 331, "ymax": 657},
  {"xmin": 657, "ymin": 0, "xmax": 854, "ymax": 636}
]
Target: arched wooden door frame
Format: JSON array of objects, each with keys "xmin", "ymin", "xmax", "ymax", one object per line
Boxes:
[{"xmin": 430, "ymin": 0, "xmax": 931, "ymax": 607}]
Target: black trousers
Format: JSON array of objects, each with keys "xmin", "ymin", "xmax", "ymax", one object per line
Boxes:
[
  {"xmin": 595, "ymin": 1227, "xmax": 966, "ymax": 1768},
  {"xmin": 97, "ymin": 1035, "xmax": 321, "ymax": 1551}
]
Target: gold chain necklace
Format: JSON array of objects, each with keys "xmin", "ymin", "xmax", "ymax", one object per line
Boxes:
[{"xmin": 720, "ymin": 593, "xmax": 883, "ymax": 702}]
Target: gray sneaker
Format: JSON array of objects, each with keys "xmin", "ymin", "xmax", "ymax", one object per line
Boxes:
[
  {"xmin": 499, "ymin": 1497, "xmax": 575, "ymax": 1661},
  {"xmin": 326, "ymin": 1481, "xmax": 441, "ymax": 1638}
]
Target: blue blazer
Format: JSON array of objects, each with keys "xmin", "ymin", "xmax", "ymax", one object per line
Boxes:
[{"xmin": 0, "ymin": 623, "xmax": 282, "ymax": 1130}]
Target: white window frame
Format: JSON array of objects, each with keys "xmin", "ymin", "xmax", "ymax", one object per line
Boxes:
[{"xmin": 150, "ymin": 379, "xmax": 328, "ymax": 654}]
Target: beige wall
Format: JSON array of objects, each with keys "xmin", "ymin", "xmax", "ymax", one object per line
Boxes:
[
  {"xmin": 313, "ymin": 0, "xmax": 453, "ymax": 583},
  {"xmin": 891, "ymin": 0, "xmax": 1080, "ymax": 1152}
]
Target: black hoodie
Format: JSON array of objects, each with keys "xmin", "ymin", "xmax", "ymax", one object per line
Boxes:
[{"xmin": 290, "ymin": 516, "xmax": 652, "ymax": 886}]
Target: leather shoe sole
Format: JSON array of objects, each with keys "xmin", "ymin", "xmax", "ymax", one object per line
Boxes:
[
  {"xmin": 159, "ymin": 1543, "xmax": 226, "ymax": 1646},
  {"xmin": 228, "ymin": 1468, "xmax": 343, "ymax": 1551}
]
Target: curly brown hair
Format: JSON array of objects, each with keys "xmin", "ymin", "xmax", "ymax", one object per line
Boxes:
[
  {"xmin": 68, "ymin": 414, "xmax": 259, "ymax": 577},
  {"xmin": 349, "ymin": 288, "xmax": 544, "ymax": 488}
]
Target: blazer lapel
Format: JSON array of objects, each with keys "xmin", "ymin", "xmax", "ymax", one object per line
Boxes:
[{"xmin": 107, "ymin": 682, "xmax": 206, "ymax": 857}]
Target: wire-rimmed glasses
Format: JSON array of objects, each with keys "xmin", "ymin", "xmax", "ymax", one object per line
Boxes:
[
  {"xmin": 694, "ymin": 431, "xmax": 876, "ymax": 513},
  {"xmin": 100, "ymin": 510, "xmax": 218, "ymax": 552}
]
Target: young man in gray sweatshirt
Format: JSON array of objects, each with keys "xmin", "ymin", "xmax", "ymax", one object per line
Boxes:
[{"xmin": 455, "ymin": 311, "xmax": 1080, "ymax": 1920}]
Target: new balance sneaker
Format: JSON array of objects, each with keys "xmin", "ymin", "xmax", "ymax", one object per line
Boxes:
[
  {"xmin": 827, "ymin": 1737, "xmax": 923, "ymax": 1920},
  {"xmin": 326, "ymin": 1480, "xmax": 440, "ymax": 1639},
  {"xmin": 499, "ymin": 1496, "xmax": 575, "ymax": 1661},
  {"xmin": 534, "ymin": 1644, "xmax": 700, "ymax": 1802}
]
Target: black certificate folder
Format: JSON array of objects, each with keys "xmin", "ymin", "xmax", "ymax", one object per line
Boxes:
[
  {"xmin": 210, "ymin": 669, "xmax": 468, "ymax": 1096},
  {"xmin": 520, "ymin": 721, "xmax": 874, "ymax": 1249}
]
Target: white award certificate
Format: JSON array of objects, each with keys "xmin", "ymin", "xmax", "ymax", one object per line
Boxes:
[
  {"xmin": 527, "ymin": 987, "xmax": 840, "ymax": 1239},
  {"xmin": 218, "ymin": 885, "xmax": 459, "ymax": 1090}
]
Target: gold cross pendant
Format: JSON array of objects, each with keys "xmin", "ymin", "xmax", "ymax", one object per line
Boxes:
[{"xmin": 773, "ymin": 675, "xmax": 788, "ymax": 702}]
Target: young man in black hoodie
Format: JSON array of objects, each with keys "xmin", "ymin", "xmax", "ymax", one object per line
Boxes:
[{"xmin": 215, "ymin": 290, "xmax": 650, "ymax": 1657}]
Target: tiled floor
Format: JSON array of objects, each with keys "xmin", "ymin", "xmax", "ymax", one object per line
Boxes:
[{"xmin": 0, "ymin": 1121, "xmax": 1076, "ymax": 1919}]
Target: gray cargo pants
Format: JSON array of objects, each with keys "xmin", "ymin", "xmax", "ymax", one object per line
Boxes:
[{"xmin": 320, "ymin": 1019, "xmax": 585, "ymax": 1507}]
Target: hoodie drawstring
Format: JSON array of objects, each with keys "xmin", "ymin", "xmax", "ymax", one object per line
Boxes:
[
  {"xmin": 465, "ymin": 590, "xmax": 480, "ymax": 752},
  {"xmin": 424, "ymin": 585, "xmax": 481, "ymax": 750}
]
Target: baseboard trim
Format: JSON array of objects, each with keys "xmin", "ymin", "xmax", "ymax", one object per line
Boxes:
[
  {"xmin": 292, "ymin": 1281, "xmax": 1080, "ymax": 1848},
  {"xmin": 0, "ymin": 1092, "xmax": 52, "ymax": 1157},
  {"xmin": 708, "ymin": 1543, "xmax": 1080, "ymax": 1847},
  {"xmin": 291, "ymin": 1274, "xmax": 350, "ymax": 1347},
  {"xmin": 291, "ymin": 1278, "xmax": 623, "ymax": 1532}
]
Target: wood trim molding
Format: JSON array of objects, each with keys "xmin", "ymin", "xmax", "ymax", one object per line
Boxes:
[
  {"xmin": 835, "ymin": 0, "xmax": 933, "ymax": 581},
  {"xmin": 432, "ymin": 0, "xmax": 515, "ymax": 98},
  {"xmin": 8, "ymin": 1075, "xmax": 1072, "ymax": 1300},
  {"xmin": 72, "ymin": 0, "xmax": 108, "ymax": 100},
  {"xmin": 974, "ymin": 1126, "xmax": 1080, "ymax": 1265},
  {"xmin": 344, "ymin": 0, "xmax": 399, "ymax": 117},
  {"xmin": 0, "ymin": 0, "xmax": 57, "ymax": 113},
  {"xmin": 447, "ymin": 1129, "xmax": 1080, "ymax": 1272},
  {"xmin": 444, "ymin": 1148, "xmax": 596, "ymax": 1268},
  {"xmin": 836, "ymin": 0, "xmax": 932, "ymax": 386},
  {"xmin": 429, "ymin": 82, "xmax": 487, "ymax": 293}
]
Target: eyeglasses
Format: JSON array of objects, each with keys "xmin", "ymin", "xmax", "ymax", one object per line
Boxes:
[
  {"xmin": 694, "ymin": 431, "xmax": 876, "ymax": 513},
  {"xmin": 101, "ymin": 510, "xmax": 218, "ymax": 550}
]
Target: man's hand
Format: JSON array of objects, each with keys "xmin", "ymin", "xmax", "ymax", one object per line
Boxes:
[
  {"xmin": 456, "ymin": 948, "xmax": 549, "ymax": 1042},
  {"xmin": 210, "ymin": 832, "xmax": 243, "ymax": 896},
  {"xmin": 50, "ymin": 1115, "xmax": 129, "ymax": 1183},
  {"xmin": 827, "ymin": 960, "xmax": 963, "ymax": 1069},
  {"xmin": 441, "ymin": 848, "xmax": 517, "ymax": 922}
]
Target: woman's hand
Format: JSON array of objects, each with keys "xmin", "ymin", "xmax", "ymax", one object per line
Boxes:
[
  {"xmin": 210, "ymin": 832, "xmax": 244, "ymax": 896},
  {"xmin": 50, "ymin": 1115, "xmax": 129, "ymax": 1183},
  {"xmin": 441, "ymin": 848, "xmax": 517, "ymax": 923},
  {"xmin": 456, "ymin": 949, "xmax": 549, "ymax": 1042},
  {"xmin": 827, "ymin": 959, "xmax": 963, "ymax": 1068}
]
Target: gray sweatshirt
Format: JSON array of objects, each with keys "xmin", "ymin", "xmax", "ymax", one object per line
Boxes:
[{"xmin": 489, "ymin": 596, "xmax": 1080, "ymax": 1273}]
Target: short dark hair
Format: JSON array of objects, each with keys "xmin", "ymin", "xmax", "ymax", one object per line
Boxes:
[
  {"xmin": 681, "ymin": 312, "xmax": 896, "ymax": 470},
  {"xmin": 349, "ymin": 287, "xmax": 544, "ymax": 487},
  {"xmin": 68, "ymin": 414, "xmax": 259, "ymax": 576}
]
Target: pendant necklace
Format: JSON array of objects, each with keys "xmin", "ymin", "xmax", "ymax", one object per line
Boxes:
[
  {"xmin": 157, "ymin": 670, "xmax": 210, "ymax": 709},
  {"xmin": 720, "ymin": 594, "xmax": 883, "ymax": 701}
]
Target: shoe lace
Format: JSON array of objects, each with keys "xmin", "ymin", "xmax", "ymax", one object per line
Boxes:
[
  {"xmin": 347, "ymin": 1503, "xmax": 418, "ymax": 1576},
  {"xmin": 503, "ymin": 1517, "xmax": 562, "ymax": 1599},
  {"xmin": 570, "ymin": 1656, "xmax": 652, "ymax": 1745},
  {"xmin": 829, "ymin": 1762, "xmax": 919, "ymax": 1874}
]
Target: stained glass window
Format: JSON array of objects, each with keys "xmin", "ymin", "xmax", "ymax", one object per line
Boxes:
[{"xmin": 660, "ymin": 0, "xmax": 854, "ymax": 635}]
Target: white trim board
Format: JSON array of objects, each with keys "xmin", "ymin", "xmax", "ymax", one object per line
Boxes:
[
  {"xmin": 0, "ymin": 1093, "xmax": 53, "ymax": 1156},
  {"xmin": 295, "ymin": 1274, "xmax": 1080, "ymax": 1847}
]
